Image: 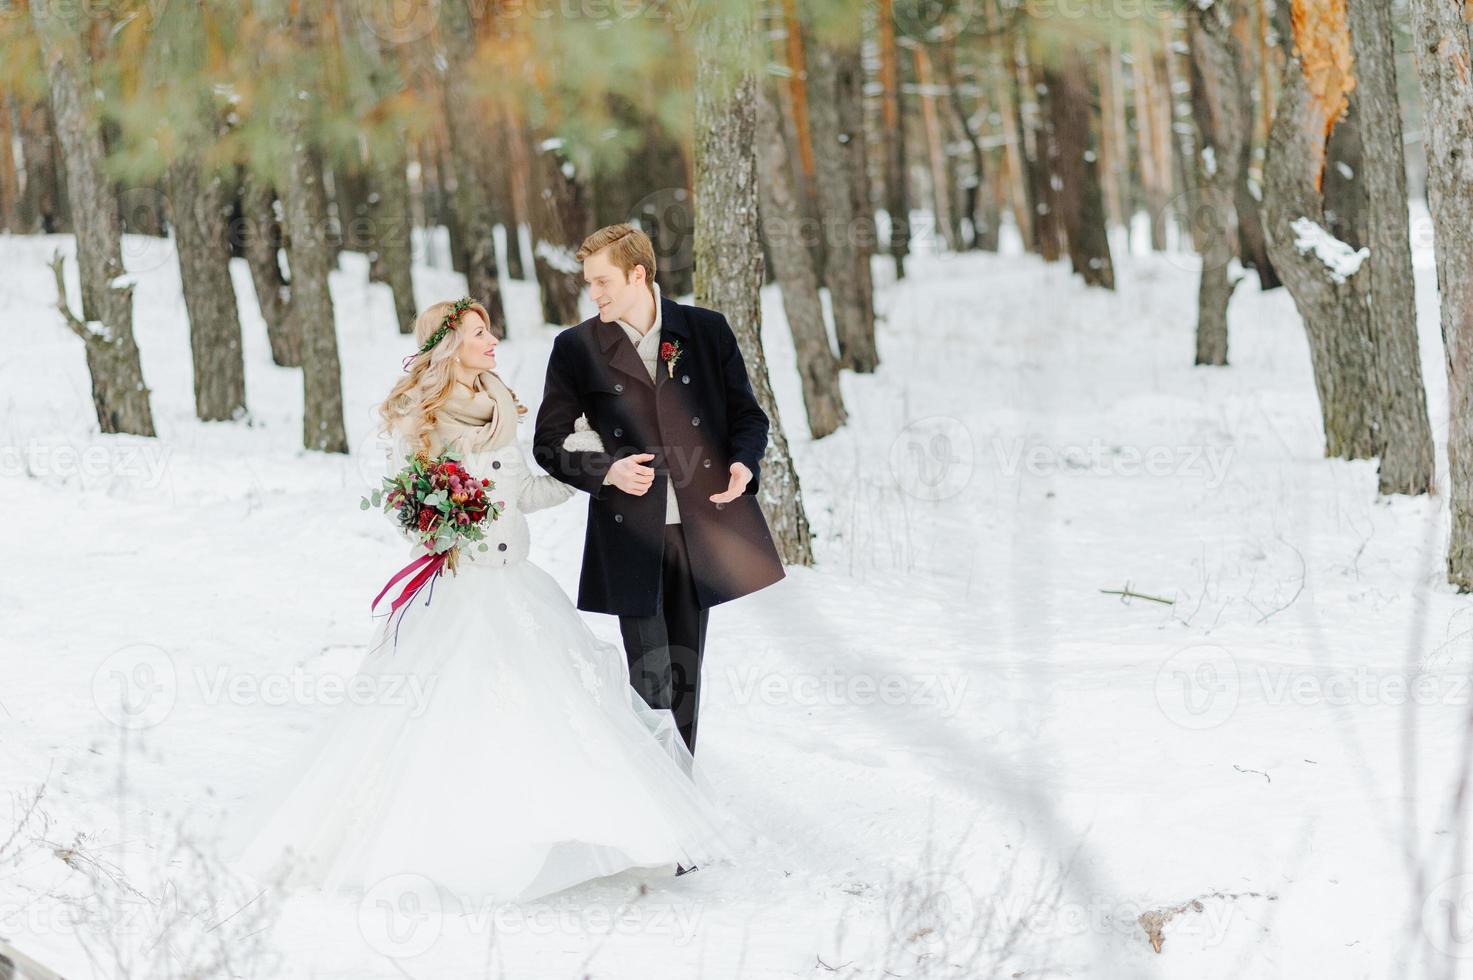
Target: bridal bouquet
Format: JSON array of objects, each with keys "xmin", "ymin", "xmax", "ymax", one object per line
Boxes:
[{"xmin": 362, "ymin": 449, "xmax": 505, "ymax": 636}]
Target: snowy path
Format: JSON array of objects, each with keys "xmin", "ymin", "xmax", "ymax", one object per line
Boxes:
[{"xmin": 2, "ymin": 228, "xmax": 1469, "ymax": 978}]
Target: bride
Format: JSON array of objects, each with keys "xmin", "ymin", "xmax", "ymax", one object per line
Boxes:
[{"xmin": 225, "ymin": 298, "xmax": 745, "ymax": 904}]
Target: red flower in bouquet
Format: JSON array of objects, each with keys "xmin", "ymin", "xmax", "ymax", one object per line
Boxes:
[{"xmin": 362, "ymin": 448, "xmax": 508, "ymax": 647}]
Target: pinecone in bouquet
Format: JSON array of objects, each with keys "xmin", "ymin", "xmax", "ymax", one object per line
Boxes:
[{"xmin": 561, "ymin": 414, "xmax": 606, "ymax": 453}]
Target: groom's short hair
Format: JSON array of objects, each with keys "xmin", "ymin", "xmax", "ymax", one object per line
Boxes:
[{"xmin": 577, "ymin": 223, "xmax": 657, "ymax": 294}]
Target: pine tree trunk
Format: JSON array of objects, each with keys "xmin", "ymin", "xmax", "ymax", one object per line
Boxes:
[
  {"xmin": 1186, "ymin": 1, "xmax": 1247, "ymax": 366},
  {"xmin": 282, "ymin": 136, "xmax": 348, "ymax": 454},
  {"xmin": 940, "ymin": 40, "xmax": 995, "ymax": 250},
  {"xmin": 694, "ymin": 4, "xmax": 812, "ymax": 567},
  {"xmin": 808, "ymin": 37, "xmax": 879, "ymax": 373},
  {"xmin": 996, "ymin": 52, "xmax": 1031, "ymax": 247},
  {"xmin": 350, "ymin": 15, "xmax": 418, "ymax": 334},
  {"xmin": 1234, "ymin": 0, "xmax": 1283, "ymax": 290},
  {"xmin": 1346, "ymin": 0, "xmax": 1434, "ymax": 496},
  {"xmin": 1132, "ymin": 35, "xmax": 1169, "ymax": 250},
  {"xmin": 502, "ymin": 104, "xmax": 534, "ymax": 285},
  {"xmin": 333, "ymin": 159, "xmax": 371, "ymax": 258},
  {"xmin": 439, "ymin": 0, "xmax": 506, "ymax": 335},
  {"xmin": 912, "ymin": 44, "xmax": 959, "ymax": 252},
  {"xmin": 1045, "ymin": 49, "xmax": 1116, "ymax": 289},
  {"xmin": 277, "ymin": 2, "xmax": 348, "ymax": 456},
  {"xmin": 834, "ymin": 45, "xmax": 880, "ymax": 341},
  {"xmin": 756, "ymin": 81, "xmax": 847, "ymax": 440},
  {"xmin": 1261, "ymin": 2, "xmax": 1379, "ymax": 462},
  {"xmin": 1406, "ymin": 0, "xmax": 1473, "ymax": 586},
  {"xmin": 1019, "ymin": 37, "xmax": 1063, "ymax": 262},
  {"xmin": 1322, "ymin": 98, "xmax": 1365, "ymax": 249},
  {"xmin": 32, "ymin": 4, "xmax": 154, "ymax": 436},
  {"xmin": 877, "ymin": 0, "xmax": 910, "ymax": 278},
  {"xmin": 367, "ymin": 151, "xmax": 417, "ymax": 334},
  {"xmin": 529, "ymin": 135, "xmax": 589, "ymax": 327},
  {"xmin": 239, "ymin": 170, "xmax": 299, "ymax": 366},
  {"xmin": 166, "ymin": 154, "xmax": 248, "ymax": 421},
  {"xmin": 0, "ymin": 98, "xmax": 19, "ymax": 232},
  {"xmin": 19, "ymin": 100, "xmax": 65, "ymax": 233},
  {"xmin": 1097, "ymin": 44, "xmax": 1126, "ymax": 235}
]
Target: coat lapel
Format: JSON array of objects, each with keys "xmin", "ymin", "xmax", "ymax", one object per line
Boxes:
[
  {"xmin": 596, "ymin": 295, "xmax": 692, "ymax": 391},
  {"xmin": 655, "ymin": 296, "xmax": 690, "ymax": 392},
  {"xmin": 595, "ymin": 318, "xmax": 654, "ymax": 389}
]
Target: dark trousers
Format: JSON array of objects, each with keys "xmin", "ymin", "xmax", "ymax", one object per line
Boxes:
[{"xmin": 618, "ymin": 522, "xmax": 710, "ymax": 755}]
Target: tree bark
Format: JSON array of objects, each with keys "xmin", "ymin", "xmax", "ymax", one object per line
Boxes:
[
  {"xmin": 757, "ymin": 81, "xmax": 847, "ymax": 440},
  {"xmin": 694, "ymin": 4, "xmax": 813, "ymax": 567},
  {"xmin": 939, "ymin": 39, "xmax": 994, "ymax": 250},
  {"xmin": 238, "ymin": 170, "xmax": 300, "ymax": 366},
  {"xmin": 32, "ymin": 3, "xmax": 155, "ymax": 436},
  {"xmin": 1018, "ymin": 36, "xmax": 1063, "ymax": 262},
  {"xmin": 439, "ymin": 0, "xmax": 506, "ymax": 335},
  {"xmin": 166, "ymin": 153, "xmax": 248, "ymax": 421},
  {"xmin": 277, "ymin": 4, "xmax": 348, "ymax": 454},
  {"xmin": 18, "ymin": 100, "xmax": 65, "ymax": 233},
  {"xmin": 282, "ymin": 136, "xmax": 349, "ymax": 454},
  {"xmin": 1132, "ymin": 34, "xmax": 1169, "ymax": 250},
  {"xmin": 834, "ymin": 44, "xmax": 879, "ymax": 345},
  {"xmin": 1406, "ymin": 0, "xmax": 1473, "ymax": 586},
  {"xmin": 1345, "ymin": 0, "xmax": 1434, "ymax": 496},
  {"xmin": 992, "ymin": 37, "xmax": 1031, "ymax": 248},
  {"xmin": 1261, "ymin": 0, "xmax": 1379, "ymax": 462},
  {"xmin": 529, "ymin": 134, "xmax": 590, "ymax": 327},
  {"xmin": 912, "ymin": 43, "xmax": 959, "ymax": 253},
  {"xmin": 1044, "ymin": 48, "xmax": 1116, "ymax": 289},
  {"xmin": 350, "ymin": 14, "xmax": 418, "ymax": 334},
  {"xmin": 0, "ymin": 98, "xmax": 19, "ymax": 232},
  {"xmin": 1186, "ymin": 0, "xmax": 1248, "ymax": 366},
  {"xmin": 877, "ymin": 0, "xmax": 910, "ymax": 278},
  {"xmin": 808, "ymin": 35, "xmax": 879, "ymax": 373}
]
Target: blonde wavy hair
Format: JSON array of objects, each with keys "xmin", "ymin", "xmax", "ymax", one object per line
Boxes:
[{"xmin": 376, "ymin": 300, "xmax": 527, "ymax": 454}]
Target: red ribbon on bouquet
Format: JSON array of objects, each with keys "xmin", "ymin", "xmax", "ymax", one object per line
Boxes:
[
  {"xmin": 368, "ymin": 550, "xmax": 449, "ymax": 652},
  {"xmin": 371, "ymin": 551, "xmax": 446, "ymax": 616}
]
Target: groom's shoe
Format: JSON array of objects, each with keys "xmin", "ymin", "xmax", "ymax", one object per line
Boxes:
[{"xmin": 675, "ymin": 862, "xmax": 698, "ymax": 877}]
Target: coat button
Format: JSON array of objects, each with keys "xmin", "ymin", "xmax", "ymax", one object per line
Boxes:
[
  {"xmin": 715, "ymin": 501, "xmax": 725, "ymax": 510},
  {"xmin": 614, "ymin": 514, "xmax": 624, "ymax": 523},
  {"xmin": 613, "ymin": 427, "xmax": 622, "ymax": 437},
  {"xmin": 614, "ymin": 383, "xmax": 624, "ymax": 393},
  {"xmin": 703, "ymin": 458, "xmax": 711, "ymax": 468},
  {"xmin": 498, "ymin": 542, "xmax": 508, "ymax": 551},
  {"xmin": 681, "ymin": 374, "xmax": 690, "ymax": 384},
  {"xmin": 691, "ymin": 416, "xmax": 700, "ymax": 426},
  {"xmin": 491, "ymin": 460, "xmax": 501, "ymax": 469}
]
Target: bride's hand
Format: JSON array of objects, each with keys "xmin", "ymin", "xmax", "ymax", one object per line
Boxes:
[{"xmin": 560, "ymin": 414, "xmax": 606, "ymax": 454}]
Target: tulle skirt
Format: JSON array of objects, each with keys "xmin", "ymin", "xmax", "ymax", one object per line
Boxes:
[{"xmin": 223, "ymin": 554, "xmax": 748, "ymax": 905}]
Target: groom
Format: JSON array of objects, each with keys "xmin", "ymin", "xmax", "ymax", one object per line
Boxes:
[{"xmin": 533, "ymin": 223, "xmax": 785, "ymax": 760}]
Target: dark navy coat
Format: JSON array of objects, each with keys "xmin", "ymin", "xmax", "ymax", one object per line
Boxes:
[{"xmin": 532, "ymin": 296, "xmax": 786, "ymax": 616}]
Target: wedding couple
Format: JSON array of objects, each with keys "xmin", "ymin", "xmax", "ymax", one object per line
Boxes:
[{"xmin": 226, "ymin": 225, "xmax": 785, "ymax": 905}]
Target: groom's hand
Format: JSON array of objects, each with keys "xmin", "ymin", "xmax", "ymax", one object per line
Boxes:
[
  {"xmin": 709, "ymin": 462, "xmax": 752, "ymax": 504},
  {"xmin": 605, "ymin": 452, "xmax": 656, "ymax": 495}
]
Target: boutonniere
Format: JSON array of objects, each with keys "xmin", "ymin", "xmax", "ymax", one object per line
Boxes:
[{"xmin": 659, "ymin": 339, "xmax": 684, "ymax": 379}]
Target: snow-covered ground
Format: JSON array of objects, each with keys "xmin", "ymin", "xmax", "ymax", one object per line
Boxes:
[{"xmin": 2, "ymin": 215, "xmax": 1471, "ymax": 978}]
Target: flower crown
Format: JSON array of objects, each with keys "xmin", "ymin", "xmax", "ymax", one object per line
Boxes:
[{"xmin": 402, "ymin": 297, "xmax": 476, "ymax": 372}]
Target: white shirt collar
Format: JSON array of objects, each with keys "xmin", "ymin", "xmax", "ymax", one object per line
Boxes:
[{"xmin": 616, "ymin": 281, "xmax": 662, "ymax": 341}]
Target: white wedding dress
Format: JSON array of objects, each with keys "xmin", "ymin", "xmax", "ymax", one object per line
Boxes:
[{"xmin": 224, "ymin": 425, "xmax": 746, "ymax": 905}]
